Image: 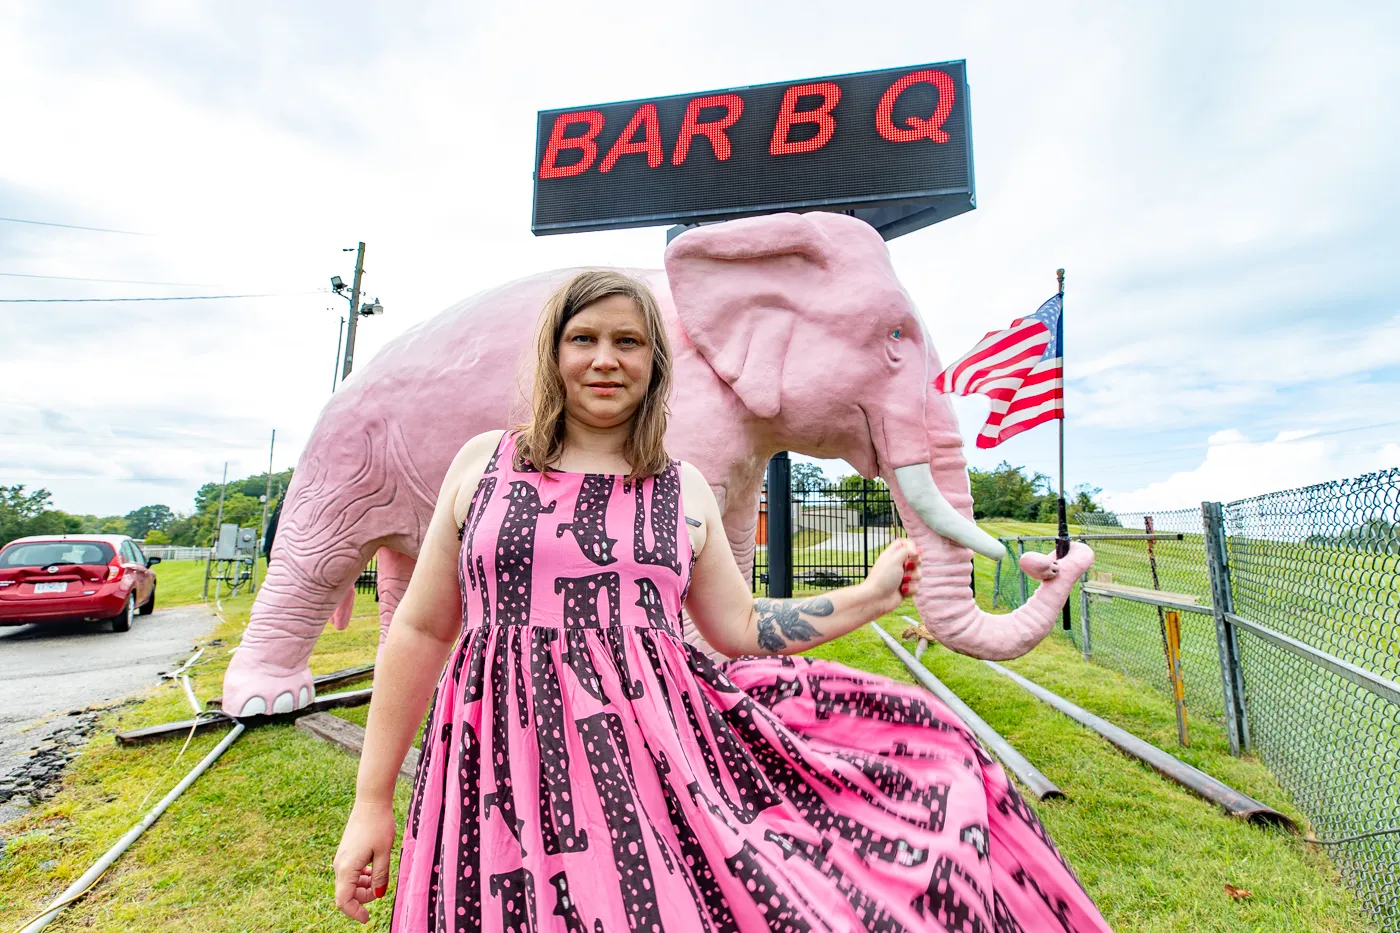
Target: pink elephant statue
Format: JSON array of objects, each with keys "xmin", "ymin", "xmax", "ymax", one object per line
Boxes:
[{"xmin": 222, "ymin": 212, "xmax": 1092, "ymax": 717}]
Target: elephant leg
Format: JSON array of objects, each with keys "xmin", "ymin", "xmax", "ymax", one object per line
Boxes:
[
  {"xmin": 373, "ymin": 548, "xmax": 417, "ymax": 649},
  {"xmin": 329, "ymin": 588, "xmax": 356, "ymax": 630},
  {"xmin": 222, "ymin": 540, "xmax": 367, "ymax": 718}
]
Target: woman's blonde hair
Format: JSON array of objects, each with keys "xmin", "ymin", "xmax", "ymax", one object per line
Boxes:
[{"xmin": 515, "ymin": 270, "xmax": 674, "ymax": 479}]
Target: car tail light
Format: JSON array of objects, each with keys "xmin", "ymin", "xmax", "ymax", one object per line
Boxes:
[{"xmin": 106, "ymin": 565, "xmax": 122, "ymax": 581}]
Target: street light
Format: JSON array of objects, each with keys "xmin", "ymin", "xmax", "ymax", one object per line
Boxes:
[
  {"xmin": 360, "ymin": 298, "xmax": 384, "ymax": 316},
  {"xmin": 330, "ymin": 275, "xmax": 345, "ymax": 292}
]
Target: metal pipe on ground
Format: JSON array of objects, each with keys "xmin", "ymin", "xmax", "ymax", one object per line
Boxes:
[
  {"xmin": 983, "ymin": 660, "xmax": 1296, "ymax": 830},
  {"xmin": 1011, "ymin": 533, "xmax": 1186, "ymax": 543},
  {"xmin": 872, "ymin": 622, "xmax": 1063, "ymax": 800},
  {"xmin": 18, "ymin": 723, "xmax": 247, "ymax": 933}
]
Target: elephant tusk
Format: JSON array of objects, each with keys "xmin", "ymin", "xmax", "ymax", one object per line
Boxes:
[{"xmin": 893, "ymin": 464, "xmax": 1006, "ymax": 560}]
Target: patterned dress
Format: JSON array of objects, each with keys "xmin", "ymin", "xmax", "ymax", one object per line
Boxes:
[{"xmin": 391, "ymin": 433, "xmax": 1111, "ymax": 933}]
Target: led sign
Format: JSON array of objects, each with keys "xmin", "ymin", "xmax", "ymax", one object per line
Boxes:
[{"xmin": 531, "ymin": 62, "xmax": 975, "ymax": 238}]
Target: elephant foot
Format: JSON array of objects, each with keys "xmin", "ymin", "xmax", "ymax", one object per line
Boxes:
[
  {"xmin": 222, "ymin": 648, "xmax": 316, "ymax": 718},
  {"xmin": 1019, "ymin": 542, "xmax": 1094, "ymax": 582}
]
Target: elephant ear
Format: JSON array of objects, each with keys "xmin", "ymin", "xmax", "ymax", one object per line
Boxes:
[{"xmin": 664, "ymin": 213, "xmax": 836, "ymax": 420}]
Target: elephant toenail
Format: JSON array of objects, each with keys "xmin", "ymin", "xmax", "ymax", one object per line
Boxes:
[
  {"xmin": 272, "ymin": 692, "xmax": 296, "ymax": 714},
  {"xmin": 239, "ymin": 696, "xmax": 268, "ymax": 717},
  {"xmin": 298, "ymin": 686, "xmax": 310, "ymax": 708}
]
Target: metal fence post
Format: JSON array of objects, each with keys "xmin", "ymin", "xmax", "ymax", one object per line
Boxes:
[
  {"xmin": 992, "ymin": 547, "xmax": 1003, "ymax": 608},
  {"xmin": 1017, "ymin": 538, "xmax": 1029, "ymax": 605},
  {"xmin": 1202, "ymin": 500, "xmax": 1250, "ymax": 755},
  {"xmin": 766, "ymin": 453, "xmax": 793, "ymax": 599},
  {"xmin": 1078, "ymin": 572, "xmax": 1092, "ymax": 658}
]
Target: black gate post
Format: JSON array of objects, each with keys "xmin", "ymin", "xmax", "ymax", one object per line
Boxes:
[
  {"xmin": 767, "ymin": 452, "xmax": 793, "ymax": 598},
  {"xmin": 862, "ymin": 479, "xmax": 870, "ymax": 580}
]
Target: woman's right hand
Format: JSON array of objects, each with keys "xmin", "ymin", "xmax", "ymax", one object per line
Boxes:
[{"xmin": 333, "ymin": 797, "xmax": 398, "ymax": 923}]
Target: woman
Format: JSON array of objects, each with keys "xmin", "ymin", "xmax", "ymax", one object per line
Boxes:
[{"xmin": 334, "ymin": 270, "xmax": 1110, "ymax": 932}]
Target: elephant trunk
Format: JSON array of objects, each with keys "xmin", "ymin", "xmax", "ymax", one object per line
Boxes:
[{"xmin": 883, "ymin": 437, "xmax": 1090, "ymax": 660}]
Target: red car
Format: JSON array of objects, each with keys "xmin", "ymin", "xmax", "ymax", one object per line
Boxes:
[{"xmin": 0, "ymin": 535, "xmax": 160, "ymax": 631}]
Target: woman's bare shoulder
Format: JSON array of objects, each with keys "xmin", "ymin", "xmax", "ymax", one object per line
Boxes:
[
  {"xmin": 677, "ymin": 461, "xmax": 719, "ymax": 510},
  {"xmin": 444, "ymin": 430, "xmax": 506, "ymax": 519},
  {"xmin": 451, "ymin": 430, "xmax": 507, "ymax": 474},
  {"xmin": 677, "ymin": 459, "xmax": 711, "ymax": 487}
]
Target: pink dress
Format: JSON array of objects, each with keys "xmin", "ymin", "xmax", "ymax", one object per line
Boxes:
[{"xmin": 391, "ymin": 433, "xmax": 1110, "ymax": 933}]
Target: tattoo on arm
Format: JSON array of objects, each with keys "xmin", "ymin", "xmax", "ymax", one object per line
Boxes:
[{"xmin": 753, "ymin": 597, "xmax": 835, "ymax": 653}]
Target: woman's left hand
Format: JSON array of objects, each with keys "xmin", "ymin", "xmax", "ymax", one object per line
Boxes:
[{"xmin": 865, "ymin": 538, "xmax": 922, "ymax": 613}]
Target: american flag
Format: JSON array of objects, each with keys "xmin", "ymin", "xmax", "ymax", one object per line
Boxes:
[{"xmin": 933, "ymin": 294, "xmax": 1063, "ymax": 448}]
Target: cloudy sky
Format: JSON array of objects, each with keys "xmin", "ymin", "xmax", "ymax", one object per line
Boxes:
[{"xmin": 2, "ymin": 0, "xmax": 1397, "ymax": 518}]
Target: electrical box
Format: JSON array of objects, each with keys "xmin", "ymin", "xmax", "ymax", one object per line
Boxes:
[
  {"xmin": 215, "ymin": 523, "xmax": 239, "ymax": 560},
  {"xmin": 235, "ymin": 527, "xmax": 258, "ymax": 556}
]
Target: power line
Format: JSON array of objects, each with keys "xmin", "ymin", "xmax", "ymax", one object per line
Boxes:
[
  {"xmin": 0, "ymin": 291, "xmax": 322, "ymax": 303},
  {"xmin": 0, "ymin": 271, "xmax": 219, "ymax": 286},
  {"xmin": 1, "ymin": 439, "xmax": 267, "ymax": 449},
  {"xmin": 0, "ymin": 215, "xmax": 150, "ymax": 236}
]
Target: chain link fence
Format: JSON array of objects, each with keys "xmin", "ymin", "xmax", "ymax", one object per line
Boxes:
[
  {"xmin": 994, "ymin": 468, "xmax": 1400, "ymax": 931},
  {"xmin": 1222, "ymin": 470, "xmax": 1399, "ymax": 928}
]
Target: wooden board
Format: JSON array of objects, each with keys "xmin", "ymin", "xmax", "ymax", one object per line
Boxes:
[
  {"xmin": 116, "ymin": 687, "xmax": 375, "ymax": 745},
  {"xmin": 1083, "ymin": 581, "xmax": 1202, "ymax": 608},
  {"xmin": 296, "ymin": 712, "xmax": 419, "ymax": 783}
]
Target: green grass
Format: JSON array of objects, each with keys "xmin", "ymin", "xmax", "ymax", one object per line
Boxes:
[
  {"xmin": 0, "ymin": 567, "xmax": 389, "ymax": 932},
  {"xmin": 808, "ymin": 629, "xmax": 1371, "ymax": 930},
  {"xmin": 0, "ymin": 554, "xmax": 1373, "ymax": 931},
  {"xmin": 147, "ymin": 557, "xmax": 221, "ymax": 607}
]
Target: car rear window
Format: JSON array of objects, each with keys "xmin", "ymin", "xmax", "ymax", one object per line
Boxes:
[{"xmin": 0, "ymin": 541, "xmax": 115, "ymax": 568}]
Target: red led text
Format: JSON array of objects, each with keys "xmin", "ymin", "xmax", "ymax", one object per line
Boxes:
[
  {"xmin": 769, "ymin": 82, "xmax": 841, "ymax": 156},
  {"xmin": 672, "ymin": 94, "xmax": 744, "ymax": 165},
  {"xmin": 875, "ymin": 70, "xmax": 956, "ymax": 144},
  {"xmin": 600, "ymin": 104, "xmax": 663, "ymax": 173},
  {"xmin": 539, "ymin": 110, "xmax": 606, "ymax": 179},
  {"xmin": 537, "ymin": 69, "xmax": 957, "ymax": 180}
]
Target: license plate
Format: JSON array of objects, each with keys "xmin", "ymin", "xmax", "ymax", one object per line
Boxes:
[{"xmin": 34, "ymin": 582, "xmax": 68, "ymax": 594}]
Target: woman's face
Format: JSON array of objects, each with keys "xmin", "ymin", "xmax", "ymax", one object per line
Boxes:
[{"xmin": 557, "ymin": 294, "xmax": 655, "ymax": 429}]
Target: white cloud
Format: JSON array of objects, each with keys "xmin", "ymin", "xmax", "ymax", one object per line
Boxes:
[
  {"xmin": 1, "ymin": 1, "xmax": 1397, "ymax": 514},
  {"xmin": 1102, "ymin": 430, "xmax": 1400, "ymax": 511}
]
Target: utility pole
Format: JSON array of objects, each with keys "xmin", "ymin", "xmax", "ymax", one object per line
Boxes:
[
  {"xmin": 252, "ymin": 429, "xmax": 275, "ymax": 594},
  {"xmin": 331, "ymin": 316, "xmax": 345, "ymax": 392},
  {"xmin": 202, "ymin": 462, "xmax": 228, "ymax": 601},
  {"xmin": 340, "ymin": 242, "xmax": 366, "ymax": 380}
]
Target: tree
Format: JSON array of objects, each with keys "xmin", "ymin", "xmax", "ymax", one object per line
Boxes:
[
  {"xmin": 0, "ymin": 467, "xmax": 294, "ymax": 550},
  {"xmin": 968, "ymin": 462, "xmax": 1050, "ymax": 520},
  {"xmin": 1068, "ymin": 484, "xmax": 1104, "ymax": 524},
  {"xmin": 0, "ymin": 488, "xmax": 96, "ymax": 545},
  {"xmin": 144, "ymin": 529, "xmax": 171, "ymax": 545},
  {"xmin": 1, "ymin": 485, "xmax": 55, "ymax": 546},
  {"xmin": 166, "ymin": 515, "xmax": 198, "ymax": 547},
  {"xmin": 967, "ymin": 463, "xmax": 1105, "ymax": 523},
  {"xmin": 96, "ymin": 516, "xmax": 130, "ymax": 535},
  {"xmin": 830, "ymin": 475, "xmax": 895, "ymax": 525},
  {"xmin": 124, "ymin": 504, "xmax": 175, "ymax": 539},
  {"xmin": 187, "ymin": 468, "xmax": 293, "ymax": 545},
  {"xmin": 789, "ymin": 462, "xmax": 828, "ymax": 493}
]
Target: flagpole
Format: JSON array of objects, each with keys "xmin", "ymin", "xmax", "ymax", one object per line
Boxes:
[{"xmin": 1056, "ymin": 268, "xmax": 1071, "ymax": 630}]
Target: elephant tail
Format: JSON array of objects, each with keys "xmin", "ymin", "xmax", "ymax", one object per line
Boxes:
[{"xmin": 329, "ymin": 587, "xmax": 357, "ymax": 631}]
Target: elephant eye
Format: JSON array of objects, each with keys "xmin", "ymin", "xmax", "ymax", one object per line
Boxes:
[{"xmin": 890, "ymin": 328, "xmax": 902, "ymax": 340}]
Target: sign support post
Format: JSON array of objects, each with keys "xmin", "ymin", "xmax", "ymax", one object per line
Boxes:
[{"xmin": 767, "ymin": 453, "xmax": 793, "ymax": 599}]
